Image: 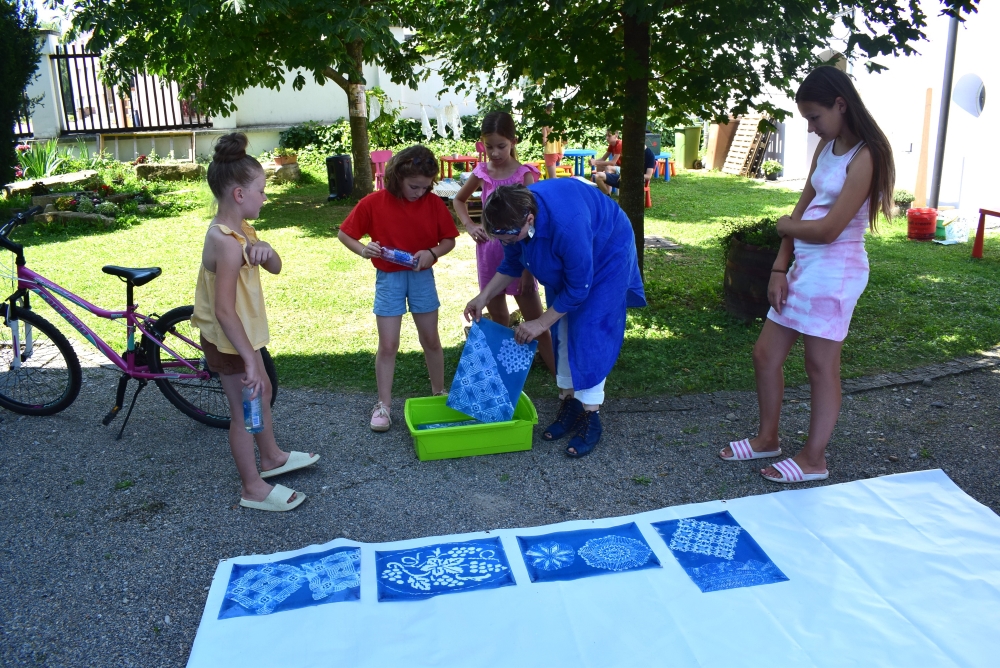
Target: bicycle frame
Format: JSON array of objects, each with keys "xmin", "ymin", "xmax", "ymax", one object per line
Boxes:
[{"xmin": 6, "ymin": 264, "xmax": 208, "ymax": 381}]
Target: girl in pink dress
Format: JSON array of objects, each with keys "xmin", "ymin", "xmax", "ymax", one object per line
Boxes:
[
  {"xmin": 720, "ymin": 66, "xmax": 895, "ymax": 484},
  {"xmin": 454, "ymin": 111, "xmax": 556, "ymax": 375}
]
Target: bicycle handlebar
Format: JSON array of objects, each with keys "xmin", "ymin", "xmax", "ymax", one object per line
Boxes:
[{"xmin": 0, "ymin": 206, "xmax": 43, "ymax": 258}]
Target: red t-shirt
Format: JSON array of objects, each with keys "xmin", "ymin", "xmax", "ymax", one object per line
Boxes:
[
  {"xmin": 607, "ymin": 140, "xmax": 623, "ymax": 164},
  {"xmin": 340, "ymin": 189, "xmax": 459, "ymax": 272}
]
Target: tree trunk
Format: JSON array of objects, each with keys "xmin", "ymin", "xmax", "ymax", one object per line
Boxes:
[
  {"xmin": 621, "ymin": 11, "xmax": 650, "ymax": 275},
  {"xmin": 346, "ymin": 40, "xmax": 373, "ymax": 199}
]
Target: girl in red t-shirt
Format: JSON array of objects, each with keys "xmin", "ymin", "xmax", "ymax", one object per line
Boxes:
[{"xmin": 338, "ymin": 146, "xmax": 459, "ymax": 431}]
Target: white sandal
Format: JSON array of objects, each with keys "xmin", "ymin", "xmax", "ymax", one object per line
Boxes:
[
  {"xmin": 763, "ymin": 458, "xmax": 829, "ymax": 484},
  {"xmin": 720, "ymin": 438, "xmax": 781, "ymax": 461}
]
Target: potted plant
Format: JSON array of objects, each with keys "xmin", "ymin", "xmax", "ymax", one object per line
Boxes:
[
  {"xmin": 760, "ymin": 160, "xmax": 783, "ymax": 181},
  {"xmin": 893, "ymin": 189, "xmax": 915, "ymax": 217},
  {"xmin": 720, "ymin": 217, "xmax": 782, "ymax": 321},
  {"xmin": 273, "ymin": 147, "xmax": 298, "ymax": 166}
]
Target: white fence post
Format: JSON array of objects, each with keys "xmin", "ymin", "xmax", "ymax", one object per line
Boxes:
[{"xmin": 24, "ymin": 30, "xmax": 63, "ymax": 140}]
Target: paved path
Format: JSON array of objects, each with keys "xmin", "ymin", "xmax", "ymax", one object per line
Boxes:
[{"xmin": 2, "ymin": 359, "xmax": 998, "ymax": 666}]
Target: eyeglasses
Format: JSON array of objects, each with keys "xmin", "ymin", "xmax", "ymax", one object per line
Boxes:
[{"xmin": 490, "ymin": 228, "xmax": 522, "ymax": 236}]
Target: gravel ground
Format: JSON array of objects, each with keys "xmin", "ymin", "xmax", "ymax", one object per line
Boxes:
[{"xmin": 2, "ymin": 361, "xmax": 999, "ymax": 667}]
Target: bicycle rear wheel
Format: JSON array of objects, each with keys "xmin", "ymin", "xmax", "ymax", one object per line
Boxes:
[
  {"xmin": 0, "ymin": 304, "xmax": 82, "ymax": 415},
  {"xmin": 147, "ymin": 305, "xmax": 277, "ymax": 429}
]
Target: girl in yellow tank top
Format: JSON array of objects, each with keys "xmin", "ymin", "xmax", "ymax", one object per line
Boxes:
[{"xmin": 195, "ymin": 133, "xmax": 318, "ymax": 512}]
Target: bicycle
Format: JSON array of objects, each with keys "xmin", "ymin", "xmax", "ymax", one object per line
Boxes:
[{"xmin": 0, "ymin": 207, "xmax": 277, "ymax": 438}]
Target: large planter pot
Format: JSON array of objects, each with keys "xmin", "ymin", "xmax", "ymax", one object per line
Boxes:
[
  {"xmin": 765, "ymin": 173, "xmax": 778, "ymax": 181},
  {"xmin": 273, "ymin": 155, "xmax": 297, "ymax": 166},
  {"xmin": 724, "ymin": 238, "xmax": 779, "ymax": 321}
]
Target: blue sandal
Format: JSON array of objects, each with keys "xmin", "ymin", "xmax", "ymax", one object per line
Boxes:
[
  {"xmin": 566, "ymin": 410, "xmax": 602, "ymax": 458},
  {"xmin": 542, "ymin": 397, "xmax": 584, "ymax": 441}
]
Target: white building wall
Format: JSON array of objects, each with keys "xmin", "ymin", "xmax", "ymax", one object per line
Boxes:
[{"xmin": 777, "ymin": 1, "xmax": 997, "ymax": 213}]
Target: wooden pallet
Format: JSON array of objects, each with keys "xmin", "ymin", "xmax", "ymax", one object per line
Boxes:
[{"xmin": 722, "ymin": 115, "xmax": 772, "ymax": 177}]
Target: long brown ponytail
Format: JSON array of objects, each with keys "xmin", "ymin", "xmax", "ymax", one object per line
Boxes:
[{"xmin": 796, "ymin": 67, "xmax": 895, "ymax": 230}]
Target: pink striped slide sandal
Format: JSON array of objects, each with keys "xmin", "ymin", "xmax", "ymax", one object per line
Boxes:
[
  {"xmin": 719, "ymin": 438, "xmax": 781, "ymax": 461},
  {"xmin": 763, "ymin": 458, "xmax": 829, "ymax": 484}
]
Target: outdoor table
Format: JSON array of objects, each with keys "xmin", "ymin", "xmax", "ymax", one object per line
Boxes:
[
  {"xmin": 432, "ymin": 180, "xmax": 462, "ymax": 200},
  {"xmin": 562, "ymin": 149, "xmax": 596, "ymax": 177},
  {"xmin": 653, "ymin": 152, "xmax": 672, "ymax": 180},
  {"xmin": 439, "ymin": 155, "xmax": 479, "ymax": 180}
]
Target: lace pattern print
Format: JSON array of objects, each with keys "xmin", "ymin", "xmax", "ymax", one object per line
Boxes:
[
  {"xmin": 218, "ymin": 546, "xmax": 362, "ymax": 619},
  {"xmin": 517, "ymin": 523, "xmax": 661, "ymax": 583},
  {"xmin": 653, "ymin": 511, "xmax": 788, "ymax": 593},
  {"xmin": 524, "ymin": 541, "xmax": 575, "ymax": 571},
  {"xmin": 668, "ymin": 518, "xmax": 742, "ymax": 560},
  {"xmin": 578, "ymin": 535, "xmax": 654, "ymax": 571},
  {"xmin": 376, "ymin": 538, "xmax": 515, "ymax": 601},
  {"xmin": 447, "ymin": 319, "xmax": 537, "ymax": 423}
]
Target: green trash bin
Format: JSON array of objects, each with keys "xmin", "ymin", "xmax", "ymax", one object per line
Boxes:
[{"xmin": 673, "ymin": 126, "xmax": 703, "ymax": 170}]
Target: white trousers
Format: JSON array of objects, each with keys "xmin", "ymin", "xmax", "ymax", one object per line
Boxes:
[{"xmin": 555, "ymin": 318, "xmax": 606, "ymax": 405}]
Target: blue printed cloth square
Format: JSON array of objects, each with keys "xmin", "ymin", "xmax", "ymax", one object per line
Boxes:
[
  {"xmin": 447, "ymin": 318, "xmax": 537, "ymax": 423},
  {"xmin": 218, "ymin": 545, "xmax": 361, "ymax": 619},
  {"xmin": 652, "ymin": 511, "xmax": 789, "ymax": 593},
  {"xmin": 376, "ymin": 537, "xmax": 515, "ymax": 602},
  {"xmin": 517, "ymin": 522, "xmax": 661, "ymax": 583}
]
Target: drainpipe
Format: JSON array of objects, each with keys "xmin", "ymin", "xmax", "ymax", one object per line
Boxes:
[{"xmin": 928, "ymin": 15, "xmax": 960, "ymax": 209}]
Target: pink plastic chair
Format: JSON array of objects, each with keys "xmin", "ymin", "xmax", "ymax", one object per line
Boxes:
[
  {"xmin": 371, "ymin": 150, "xmax": 393, "ymax": 191},
  {"xmin": 476, "ymin": 141, "xmax": 486, "ymax": 163}
]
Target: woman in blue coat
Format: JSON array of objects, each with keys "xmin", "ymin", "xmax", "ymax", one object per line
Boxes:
[{"xmin": 464, "ymin": 179, "xmax": 646, "ymax": 457}]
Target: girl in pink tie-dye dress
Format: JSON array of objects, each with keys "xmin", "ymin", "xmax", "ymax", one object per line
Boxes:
[{"xmin": 720, "ymin": 67, "xmax": 896, "ymax": 485}]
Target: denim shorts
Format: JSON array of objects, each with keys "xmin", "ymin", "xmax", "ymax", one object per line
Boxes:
[{"xmin": 373, "ymin": 268, "xmax": 440, "ymax": 316}]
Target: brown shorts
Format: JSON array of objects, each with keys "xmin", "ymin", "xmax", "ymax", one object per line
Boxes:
[{"xmin": 200, "ymin": 336, "xmax": 245, "ymax": 376}]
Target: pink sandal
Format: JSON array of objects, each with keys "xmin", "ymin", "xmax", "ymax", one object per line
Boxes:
[
  {"xmin": 763, "ymin": 458, "xmax": 829, "ymax": 484},
  {"xmin": 370, "ymin": 401, "xmax": 391, "ymax": 432},
  {"xmin": 720, "ymin": 438, "xmax": 781, "ymax": 461}
]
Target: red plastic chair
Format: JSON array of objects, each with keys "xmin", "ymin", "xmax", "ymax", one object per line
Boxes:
[
  {"xmin": 476, "ymin": 141, "xmax": 486, "ymax": 163},
  {"xmin": 371, "ymin": 150, "xmax": 392, "ymax": 191},
  {"xmin": 972, "ymin": 208, "xmax": 1000, "ymax": 258}
]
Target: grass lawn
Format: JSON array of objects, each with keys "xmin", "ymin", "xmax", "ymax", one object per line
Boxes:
[{"xmin": 8, "ymin": 167, "xmax": 1000, "ymax": 400}]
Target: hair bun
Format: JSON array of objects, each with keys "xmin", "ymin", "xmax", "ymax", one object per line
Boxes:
[{"xmin": 213, "ymin": 133, "xmax": 249, "ymax": 164}]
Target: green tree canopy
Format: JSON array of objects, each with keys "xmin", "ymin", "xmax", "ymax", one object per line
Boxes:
[
  {"xmin": 65, "ymin": 0, "xmax": 427, "ymax": 198},
  {"xmin": 422, "ymin": 0, "xmax": 980, "ymax": 271},
  {"xmin": 1, "ymin": 0, "xmax": 40, "ymax": 186}
]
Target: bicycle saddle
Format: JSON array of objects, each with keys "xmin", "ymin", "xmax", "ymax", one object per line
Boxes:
[{"xmin": 102, "ymin": 265, "xmax": 162, "ymax": 286}]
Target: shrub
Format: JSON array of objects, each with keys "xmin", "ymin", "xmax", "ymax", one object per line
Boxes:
[
  {"xmin": 55, "ymin": 196, "xmax": 77, "ymax": 211},
  {"xmin": 76, "ymin": 198, "xmax": 95, "ymax": 213},
  {"xmin": 17, "ymin": 139, "xmax": 66, "ymax": 179},
  {"xmin": 760, "ymin": 160, "xmax": 783, "ymax": 176},
  {"xmin": 96, "ymin": 201, "xmax": 119, "ymax": 217},
  {"xmin": 719, "ymin": 217, "xmax": 781, "ymax": 265},
  {"xmin": 893, "ymin": 189, "xmax": 915, "ymax": 206}
]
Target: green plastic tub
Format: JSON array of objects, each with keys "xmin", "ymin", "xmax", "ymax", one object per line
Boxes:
[{"xmin": 404, "ymin": 393, "xmax": 538, "ymax": 461}]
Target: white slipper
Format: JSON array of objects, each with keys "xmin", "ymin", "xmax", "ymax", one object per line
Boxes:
[
  {"xmin": 239, "ymin": 484, "xmax": 306, "ymax": 511},
  {"xmin": 763, "ymin": 458, "xmax": 829, "ymax": 484},
  {"xmin": 260, "ymin": 451, "xmax": 320, "ymax": 479},
  {"xmin": 720, "ymin": 438, "xmax": 781, "ymax": 461}
]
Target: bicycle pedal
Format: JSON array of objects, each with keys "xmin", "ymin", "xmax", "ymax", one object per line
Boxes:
[{"xmin": 102, "ymin": 405, "xmax": 122, "ymax": 426}]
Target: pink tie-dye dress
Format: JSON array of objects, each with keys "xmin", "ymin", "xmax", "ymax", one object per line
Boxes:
[
  {"xmin": 474, "ymin": 161, "xmax": 540, "ymax": 294},
  {"xmin": 766, "ymin": 141, "xmax": 869, "ymax": 342}
]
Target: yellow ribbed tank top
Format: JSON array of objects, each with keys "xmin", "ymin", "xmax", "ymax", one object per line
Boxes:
[{"xmin": 191, "ymin": 222, "xmax": 270, "ymax": 355}]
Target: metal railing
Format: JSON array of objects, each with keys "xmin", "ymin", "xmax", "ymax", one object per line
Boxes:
[
  {"xmin": 13, "ymin": 94, "xmax": 33, "ymax": 138},
  {"xmin": 51, "ymin": 44, "xmax": 211, "ymax": 134}
]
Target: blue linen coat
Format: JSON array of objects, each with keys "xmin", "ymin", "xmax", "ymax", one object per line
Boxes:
[{"xmin": 497, "ymin": 178, "xmax": 646, "ymax": 390}]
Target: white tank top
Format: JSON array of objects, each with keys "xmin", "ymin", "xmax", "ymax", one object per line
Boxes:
[{"xmin": 802, "ymin": 140, "xmax": 869, "ymax": 244}]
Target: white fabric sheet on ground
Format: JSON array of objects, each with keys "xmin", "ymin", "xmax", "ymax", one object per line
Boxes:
[{"xmin": 188, "ymin": 470, "xmax": 1000, "ymax": 667}]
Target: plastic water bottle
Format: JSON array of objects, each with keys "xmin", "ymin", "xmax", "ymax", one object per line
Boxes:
[
  {"xmin": 380, "ymin": 246, "xmax": 419, "ymax": 269},
  {"xmin": 242, "ymin": 385, "xmax": 263, "ymax": 434}
]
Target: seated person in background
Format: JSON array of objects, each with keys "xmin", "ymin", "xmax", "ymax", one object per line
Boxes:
[
  {"xmin": 595, "ymin": 145, "xmax": 656, "ymax": 196},
  {"xmin": 589, "ymin": 130, "xmax": 622, "ymax": 173}
]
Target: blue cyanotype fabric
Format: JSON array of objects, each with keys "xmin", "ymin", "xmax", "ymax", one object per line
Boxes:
[
  {"xmin": 652, "ymin": 511, "xmax": 789, "ymax": 593},
  {"xmin": 517, "ymin": 522, "xmax": 661, "ymax": 583},
  {"xmin": 219, "ymin": 545, "xmax": 361, "ymax": 619},
  {"xmin": 376, "ymin": 537, "xmax": 515, "ymax": 602},
  {"xmin": 447, "ymin": 318, "xmax": 537, "ymax": 423}
]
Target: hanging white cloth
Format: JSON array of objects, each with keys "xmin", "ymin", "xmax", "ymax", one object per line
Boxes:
[
  {"xmin": 436, "ymin": 106, "xmax": 449, "ymax": 138},
  {"xmin": 368, "ymin": 96, "xmax": 381, "ymax": 123},
  {"xmin": 420, "ymin": 105, "xmax": 434, "ymax": 141},
  {"xmin": 447, "ymin": 104, "xmax": 462, "ymax": 140}
]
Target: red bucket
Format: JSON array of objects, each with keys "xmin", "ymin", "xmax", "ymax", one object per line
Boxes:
[{"xmin": 907, "ymin": 207, "xmax": 937, "ymax": 241}]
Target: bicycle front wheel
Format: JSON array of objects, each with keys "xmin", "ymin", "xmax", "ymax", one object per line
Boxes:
[
  {"xmin": 147, "ymin": 305, "xmax": 278, "ymax": 430},
  {"xmin": 0, "ymin": 304, "xmax": 82, "ymax": 415}
]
